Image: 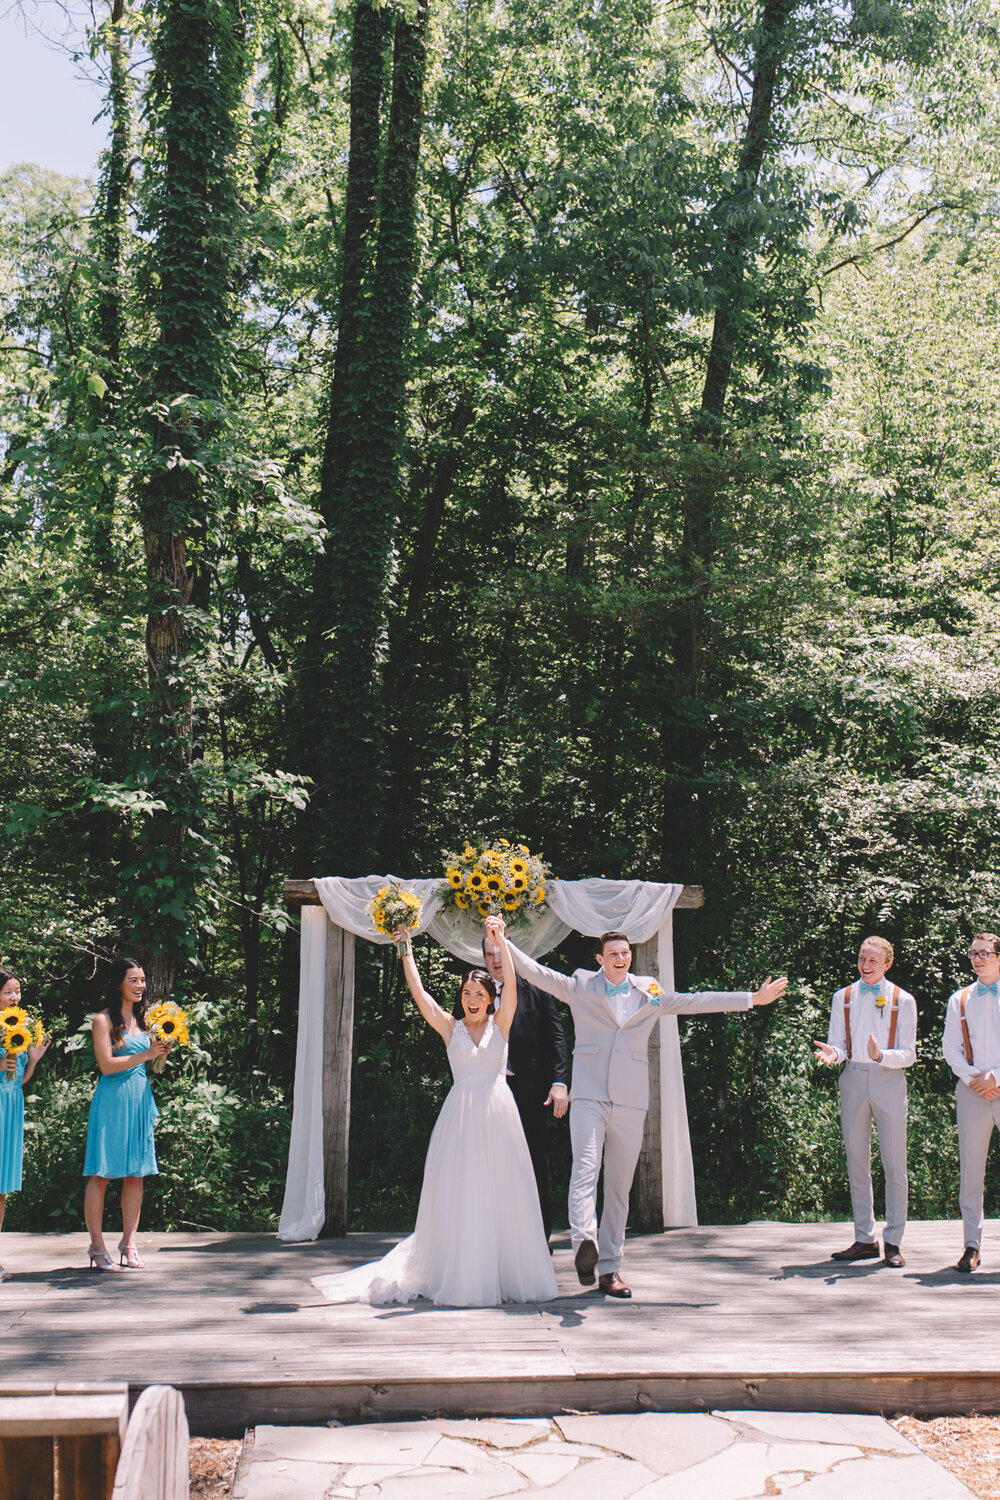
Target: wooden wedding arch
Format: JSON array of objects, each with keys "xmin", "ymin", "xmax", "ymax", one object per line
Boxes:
[{"xmin": 283, "ymin": 878, "xmax": 705, "ymax": 1239}]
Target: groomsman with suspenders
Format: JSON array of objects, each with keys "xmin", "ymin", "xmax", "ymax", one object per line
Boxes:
[
  {"xmin": 943, "ymin": 932, "xmax": 1000, "ymax": 1273},
  {"xmin": 814, "ymin": 936, "xmax": 917, "ymax": 1268}
]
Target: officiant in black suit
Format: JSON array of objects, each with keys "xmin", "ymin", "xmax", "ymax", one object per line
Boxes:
[{"xmin": 480, "ymin": 932, "xmax": 569, "ymax": 1241}]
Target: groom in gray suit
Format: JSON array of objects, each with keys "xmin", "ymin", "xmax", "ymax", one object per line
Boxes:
[{"xmin": 503, "ymin": 926, "xmax": 787, "ymax": 1297}]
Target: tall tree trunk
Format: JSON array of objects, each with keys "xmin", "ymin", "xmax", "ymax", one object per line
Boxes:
[
  {"xmin": 132, "ymin": 0, "xmax": 248, "ymax": 998},
  {"xmin": 297, "ymin": 0, "xmax": 430, "ymax": 877},
  {"xmin": 678, "ymin": 0, "xmax": 794, "ymax": 693}
]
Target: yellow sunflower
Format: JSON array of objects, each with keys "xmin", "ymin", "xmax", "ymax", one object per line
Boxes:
[
  {"xmin": 477, "ymin": 900, "xmax": 492, "ymax": 917},
  {"xmin": 468, "ymin": 871, "xmax": 486, "ymax": 891},
  {"xmin": 510, "ymin": 875, "xmax": 526, "ymax": 891},
  {"xmin": 0, "ymin": 1005, "xmax": 28, "ymax": 1031},
  {"xmin": 485, "ymin": 875, "xmax": 503, "ymax": 895},
  {"xmin": 463, "ymin": 843, "xmax": 476, "ymax": 860},
  {"xmin": 518, "ymin": 844, "xmax": 529, "ymax": 855},
  {"xmin": 509, "ymin": 858, "xmax": 528, "ymax": 877},
  {"xmin": 33, "ymin": 1019, "xmax": 44, "ymax": 1047},
  {"xmin": 2, "ymin": 1025, "xmax": 31, "ymax": 1055},
  {"xmin": 502, "ymin": 893, "xmax": 518, "ymax": 911},
  {"xmin": 534, "ymin": 885, "xmax": 546, "ymax": 903},
  {"xmin": 454, "ymin": 892, "xmax": 469, "ymax": 909},
  {"xmin": 446, "ymin": 867, "xmax": 464, "ymax": 889}
]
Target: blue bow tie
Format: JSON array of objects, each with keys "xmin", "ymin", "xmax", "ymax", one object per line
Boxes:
[
  {"xmin": 978, "ymin": 982, "xmax": 999, "ymax": 998},
  {"xmin": 860, "ymin": 982, "xmax": 882, "ymax": 997},
  {"xmin": 606, "ymin": 980, "xmax": 630, "ymax": 998}
]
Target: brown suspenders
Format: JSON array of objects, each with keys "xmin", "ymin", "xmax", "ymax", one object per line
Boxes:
[
  {"xmin": 843, "ymin": 982, "xmax": 900, "ymax": 1060},
  {"xmin": 887, "ymin": 985, "xmax": 900, "ymax": 1048},
  {"xmin": 960, "ymin": 985, "xmax": 974, "ymax": 1065}
]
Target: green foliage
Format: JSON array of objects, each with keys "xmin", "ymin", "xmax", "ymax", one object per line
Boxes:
[{"xmin": 4, "ymin": 0, "xmax": 1000, "ymax": 1233}]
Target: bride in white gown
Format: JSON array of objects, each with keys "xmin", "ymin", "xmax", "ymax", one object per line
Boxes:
[{"xmin": 311, "ymin": 916, "xmax": 558, "ymax": 1308}]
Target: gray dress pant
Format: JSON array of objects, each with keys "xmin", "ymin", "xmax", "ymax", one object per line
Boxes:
[
  {"xmin": 956, "ymin": 1083, "xmax": 1000, "ymax": 1249},
  {"xmin": 838, "ymin": 1063, "xmax": 908, "ymax": 1245}
]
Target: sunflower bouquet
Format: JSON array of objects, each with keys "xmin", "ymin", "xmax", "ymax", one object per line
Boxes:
[
  {"xmin": 366, "ymin": 883, "xmax": 423, "ymax": 956},
  {"xmin": 441, "ymin": 838, "xmax": 550, "ymax": 924},
  {"xmin": 145, "ymin": 1001, "xmax": 190, "ymax": 1073},
  {"xmin": 0, "ymin": 1005, "xmax": 44, "ymax": 1083}
]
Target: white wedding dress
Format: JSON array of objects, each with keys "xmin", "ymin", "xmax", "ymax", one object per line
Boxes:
[{"xmin": 312, "ymin": 1016, "xmax": 558, "ymax": 1307}]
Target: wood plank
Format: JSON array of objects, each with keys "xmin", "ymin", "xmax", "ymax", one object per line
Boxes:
[
  {"xmin": 632, "ymin": 937, "xmax": 662, "ymax": 1234},
  {"xmin": 0, "ymin": 1435, "xmax": 54, "ymax": 1500},
  {"xmin": 0, "ymin": 1224, "xmax": 998, "ymax": 1434},
  {"xmin": 0, "ymin": 1394, "xmax": 128, "ymax": 1437},
  {"xmin": 321, "ymin": 923, "xmax": 355, "ymax": 1239},
  {"xmin": 59, "ymin": 1434, "xmax": 121, "ymax": 1500}
]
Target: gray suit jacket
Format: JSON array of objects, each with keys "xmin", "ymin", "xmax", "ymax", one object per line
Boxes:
[{"xmin": 508, "ymin": 943, "xmax": 753, "ymax": 1110}]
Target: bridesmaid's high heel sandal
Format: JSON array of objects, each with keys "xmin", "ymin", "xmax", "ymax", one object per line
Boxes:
[
  {"xmin": 118, "ymin": 1241, "xmax": 143, "ymax": 1269},
  {"xmin": 88, "ymin": 1246, "xmax": 115, "ymax": 1271}
]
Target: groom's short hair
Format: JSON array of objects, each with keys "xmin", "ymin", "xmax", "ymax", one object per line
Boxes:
[{"xmin": 597, "ymin": 931, "xmax": 629, "ymax": 953}]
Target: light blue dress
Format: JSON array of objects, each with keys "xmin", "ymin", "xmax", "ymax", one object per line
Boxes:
[
  {"xmin": 0, "ymin": 1052, "xmax": 28, "ymax": 1194},
  {"xmin": 83, "ymin": 1031, "xmax": 159, "ymax": 1179}
]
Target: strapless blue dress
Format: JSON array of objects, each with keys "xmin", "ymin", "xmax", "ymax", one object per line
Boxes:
[
  {"xmin": 83, "ymin": 1032, "xmax": 159, "ymax": 1178},
  {"xmin": 0, "ymin": 1052, "xmax": 28, "ymax": 1194}
]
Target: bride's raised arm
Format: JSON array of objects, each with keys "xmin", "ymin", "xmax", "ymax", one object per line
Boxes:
[
  {"xmin": 393, "ymin": 930, "xmax": 455, "ymax": 1043},
  {"xmin": 485, "ymin": 916, "xmax": 518, "ymax": 1039}
]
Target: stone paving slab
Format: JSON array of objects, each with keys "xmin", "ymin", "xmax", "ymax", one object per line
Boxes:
[{"xmin": 233, "ymin": 1411, "xmax": 976, "ymax": 1499}]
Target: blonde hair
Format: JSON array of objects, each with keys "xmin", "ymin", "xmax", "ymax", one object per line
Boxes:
[{"xmin": 860, "ymin": 935, "xmax": 894, "ymax": 965}]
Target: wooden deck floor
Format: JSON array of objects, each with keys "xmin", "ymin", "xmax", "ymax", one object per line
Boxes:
[{"xmin": 2, "ymin": 1221, "xmax": 998, "ymax": 1433}]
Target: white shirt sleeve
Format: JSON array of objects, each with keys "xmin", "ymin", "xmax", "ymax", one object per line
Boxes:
[
  {"xmin": 826, "ymin": 988, "xmax": 849, "ymax": 1065},
  {"xmin": 943, "ymin": 992, "xmax": 976, "ymax": 1084}
]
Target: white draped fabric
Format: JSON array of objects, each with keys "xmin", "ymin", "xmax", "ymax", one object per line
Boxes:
[{"xmin": 277, "ymin": 877, "xmax": 698, "ymax": 1241}]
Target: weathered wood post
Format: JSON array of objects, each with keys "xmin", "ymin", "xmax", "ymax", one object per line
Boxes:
[
  {"xmin": 632, "ymin": 933, "xmax": 663, "ymax": 1233},
  {"xmin": 321, "ymin": 919, "xmax": 355, "ymax": 1239},
  {"xmin": 283, "ymin": 881, "xmax": 357, "ymax": 1240}
]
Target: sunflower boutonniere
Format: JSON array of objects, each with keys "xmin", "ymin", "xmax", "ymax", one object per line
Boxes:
[
  {"xmin": 874, "ymin": 990, "xmax": 888, "ymax": 1009},
  {"xmin": 647, "ymin": 981, "xmax": 662, "ymax": 1006}
]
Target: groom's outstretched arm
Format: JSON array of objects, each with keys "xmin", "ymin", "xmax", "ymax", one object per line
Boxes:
[
  {"xmin": 506, "ymin": 942, "xmax": 578, "ymax": 1009},
  {"xmin": 660, "ymin": 988, "xmax": 753, "ymax": 1015},
  {"xmin": 661, "ymin": 975, "xmax": 788, "ymax": 1015}
]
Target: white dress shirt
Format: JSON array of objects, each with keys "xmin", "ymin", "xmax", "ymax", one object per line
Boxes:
[
  {"xmin": 605, "ymin": 978, "xmax": 643, "ymax": 1028},
  {"xmin": 943, "ymin": 982, "xmax": 1000, "ymax": 1086},
  {"xmin": 826, "ymin": 978, "xmax": 917, "ymax": 1068}
]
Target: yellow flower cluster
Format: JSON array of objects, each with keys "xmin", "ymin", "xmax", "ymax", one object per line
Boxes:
[
  {"xmin": 442, "ymin": 837, "xmax": 551, "ymax": 924},
  {"xmin": 367, "ymin": 883, "xmax": 423, "ymax": 938},
  {"xmin": 1, "ymin": 1005, "xmax": 44, "ymax": 1059},
  {"xmin": 146, "ymin": 1002, "xmax": 190, "ymax": 1048}
]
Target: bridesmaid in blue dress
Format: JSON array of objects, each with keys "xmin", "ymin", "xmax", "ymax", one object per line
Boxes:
[
  {"xmin": 0, "ymin": 968, "xmax": 49, "ymax": 1282},
  {"xmin": 83, "ymin": 958, "xmax": 169, "ymax": 1270}
]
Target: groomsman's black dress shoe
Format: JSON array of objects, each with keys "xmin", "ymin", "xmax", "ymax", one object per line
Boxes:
[
  {"xmin": 883, "ymin": 1242, "xmax": 905, "ymax": 1268},
  {"xmin": 574, "ymin": 1238, "xmax": 599, "ymax": 1285},
  {"xmin": 956, "ymin": 1246, "xmax": 981, "ymax": 1273},
  {"xmin": 830, "ymin": 1240, "xmax": 880, "ymax": 1262},
  {"xmin": 598, "ymin": 1272, "xmax": 631, "ymax": 1299}
]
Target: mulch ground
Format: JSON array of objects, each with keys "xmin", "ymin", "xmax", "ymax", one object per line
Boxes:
[
  {"xmin": 892, "ymin": 1416, "xmax": 1000, "ymax": 1498},
  {"xmin": 189, "ymin": 1438, "xmax": 241, "ymax": 1499}
]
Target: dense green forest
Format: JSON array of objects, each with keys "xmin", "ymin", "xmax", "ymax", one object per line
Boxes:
[{"xmin": 2, "ymin": 0, "xmax": 1000, "ymax": 1234}]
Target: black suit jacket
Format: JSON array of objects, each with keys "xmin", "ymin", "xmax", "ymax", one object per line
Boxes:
[{"xmin": 506, "ymin": 975, "xmax": 569, "ymax": 1099}]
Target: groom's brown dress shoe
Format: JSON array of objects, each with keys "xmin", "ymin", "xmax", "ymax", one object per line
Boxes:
[
  {"xmin": 883, "ymin": 1242, "xmax": 905, "ymax": 1268},
  {"xmin": 598, "ymin": 1272, "xmax": 631, "ymax": 1299},
  {"xmin": 830, "ymin": 1240, "xmax": 879, "ymax": 1262},
  {"xmin": 956, "ymin": 1246, "xmax": 980, "ymax": 1273},
  {"xmin": 574, "ymin": 1239, "xmax": 599, "ymax": 1285}
]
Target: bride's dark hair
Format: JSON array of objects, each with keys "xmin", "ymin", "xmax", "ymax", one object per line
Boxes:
[
  {"xmin": 451, "ymin": 968, "xmax": 498, "ymax": 1017},
  {"xmin": 103, "ymin": 957, "xmax": 148, "ymax": 1049}
]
